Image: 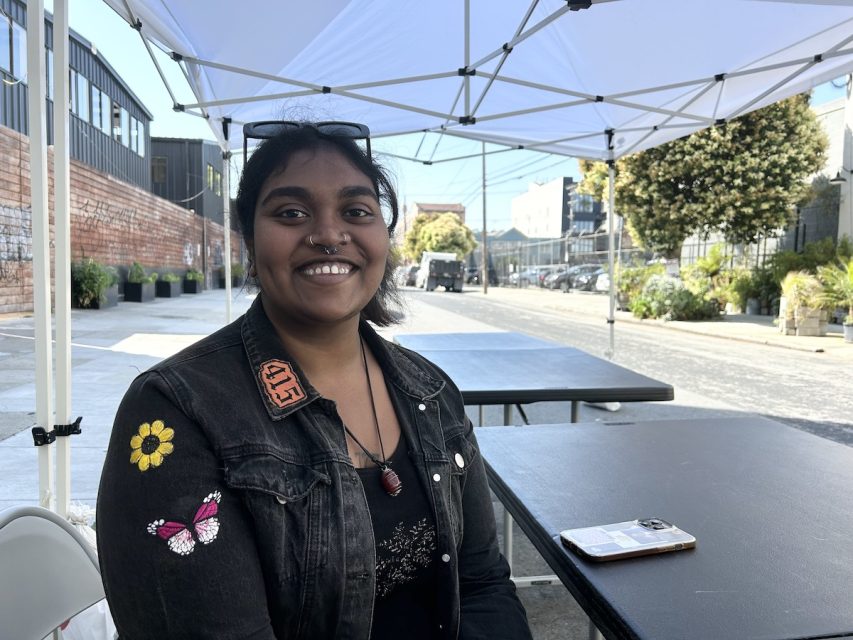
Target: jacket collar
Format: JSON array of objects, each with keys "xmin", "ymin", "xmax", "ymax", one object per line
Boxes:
[{"xmin": 241, "ymin": 297, "xmax": 444, "ymax": 421}]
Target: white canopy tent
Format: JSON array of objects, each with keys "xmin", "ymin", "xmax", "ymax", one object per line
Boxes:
[{"xmin": 25, "ymin": 0, "xmax": 853, "ymax": 512}]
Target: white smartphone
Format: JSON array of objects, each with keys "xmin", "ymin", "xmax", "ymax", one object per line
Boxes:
[{"xmin": 560, "ymin": 518, "xmax": 696, "ymax": 562}]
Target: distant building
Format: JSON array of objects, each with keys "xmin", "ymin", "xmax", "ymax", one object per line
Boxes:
[
  {"xmin": 0, "ymin": 0, "xmax": 152, "ymax": 188},
  {"xmin": 510, "ymin": 177, "xmax": 603, "ymax": 239},
  {"xmin": 151, "ymin": 137, "xmax": 227, "ymax": 225}
]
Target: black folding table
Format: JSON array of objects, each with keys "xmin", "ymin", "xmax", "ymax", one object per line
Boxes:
[{"xmin": 477, "ymin": 418, "xmax": 853, "ymax": 640}]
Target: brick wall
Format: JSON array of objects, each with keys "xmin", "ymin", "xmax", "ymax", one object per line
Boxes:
[{"xmin": 0, "ymin": 125, "xmax": 241, "ymax": 314}]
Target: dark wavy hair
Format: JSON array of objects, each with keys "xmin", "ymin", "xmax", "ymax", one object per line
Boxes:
[{"xmin": 236, "ymin": 124, "xmax": 401, "ymax": 326}]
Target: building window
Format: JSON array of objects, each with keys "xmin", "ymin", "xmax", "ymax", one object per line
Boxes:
[
  {"xmin": 152, "ymin": 156, "xmax": 167, "ymax": 184},
  {"xmin": 0, "ymin": 17, "xmax": 10, "ymax": 73},
  {"xmin": 136, "ymin": 120, "xmax": 145, "ymax": 157},
  {"xmin": 206, "ymin": 164, "xmax": 214, "ymax": 191},
  {"xmin": 129, "ymin": 116, "xmax": 138, "ymax": 153},
  {"xmin": 76, "ymin": 72, "xmax": 89, "ymax": 121},
  {"xmin": 10, "ymin": 20, "xmax": 26, "ymax": 80},
  {"xmin": 69, "ymin": 69, "xmax": 78, "ymax": 114},
  {"xmin": 214, "ymin": 169, "xmax": 221, "ymax": 197},
  {"xmin": 101, "ymin": 92, "xmax": 111, "ymax": 134},
  {"xmin": 91, "ymin": 85, "xmax": 102, "ymax": 130},
  {"xmin": 121, "ymin": 107, "xmax": 130, "ymax": 147},
  {"xmin": 46, "ymin": 49, "xmax": 53, "ymax": 100}
]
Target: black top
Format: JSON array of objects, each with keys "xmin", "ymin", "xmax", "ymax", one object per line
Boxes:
[
  {"xmin": 477, "ymin": 418, "xmax": 853, "ymax": 640},
  {"xmin": 357, "ymin": 441, "xmax": 439, "ymax": 640}
]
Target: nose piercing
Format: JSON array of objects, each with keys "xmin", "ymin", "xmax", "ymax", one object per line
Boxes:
[{"xmin": 307, "ymin": 234, "xmax": 348, "ymax": 255}]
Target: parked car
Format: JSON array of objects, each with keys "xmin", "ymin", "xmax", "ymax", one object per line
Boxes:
[
  {"xmin": 404, "ymin": 265, "xmax": 419, "ymax": 286},
  {"xmin": 548, "ymin": 264, "xmax": 601, "ymax": 291},
  {"xmin": 466, "ymin": 266, "xmax": 498, "ymax": 285},
  {"xmin": 594, "ymin": 271, "xmax": 611, "ymax": 292},
  {"xmin": 508, "ymin": 267, "xmax": 548, "ymax": 287},
  {"xmin": 573, "ymin": 267, "xmax": 606, "ymax": 291}
]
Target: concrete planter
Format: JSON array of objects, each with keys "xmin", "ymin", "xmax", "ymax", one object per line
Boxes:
[
  {"xmin": 183, "ymin": 279, "xmax": 203, "ymax": 294},
  {"xmin": 155, "ymin": 280, "xmax": 182, "ymax": 298},
  {"xmin": 124, "ymin": 282, "xmax": 155, "ymax": 303},
  {"xmin": 745, "ymin": 298, "xmax": 760, "ymax": 315},
  {"xmin": 794, "ymin": 307, "xmax": 826, "ymax": 337}
]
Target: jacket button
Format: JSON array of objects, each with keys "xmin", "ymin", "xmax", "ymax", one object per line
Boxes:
[
  {"xmin": 418, "ymin": 403, "xmax": 426, "ymax": 411},
  {"xmin": 433, "ymin": 473, "xmax": 441, "ymax": 482},
  {"xmin": 275, "ymin": 496, "xmax": 287, "ymax": 504},
  {"xmin": 441, "ymin": 553, "xmax": 450, "ymax": 563},
  {"xmin": 454, "ymin": 453, "xmax": 465, "ymax": 468}
]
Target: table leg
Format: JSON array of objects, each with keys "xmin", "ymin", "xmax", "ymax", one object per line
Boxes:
[
  {"xmin": 571, "ymin": 400, "xmax": 579, "ymax": 423},
  {"xmin": 479, "ymin": 405, "xmax": 484, "ymax": 427},
  {"xmin": 588, "ymin": 622, "xmax": 605, "ymax": 640}
]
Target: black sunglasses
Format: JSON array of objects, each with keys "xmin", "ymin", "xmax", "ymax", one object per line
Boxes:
[{"xmin": 242, "ymin": 120, "xmax": 372, "ymax": 160}]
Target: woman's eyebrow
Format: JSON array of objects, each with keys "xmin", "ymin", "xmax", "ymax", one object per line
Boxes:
[
  {"xmin": 260, "ymin": 186, "xmax": 311, "ymax": 206},
  {"xmin": 340, "ymin": 186, "xmax": 379, "ymax": 201}
]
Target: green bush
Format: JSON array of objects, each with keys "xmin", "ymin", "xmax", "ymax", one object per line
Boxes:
[
  {"xmin": 127, "ymin": 262, "xmax": 156, "ymax": 284},
  {"xmin": 71, "ymin": 258, "xmax": 111, "ymax": 308},
  {"xmin": 817, "ymin": 258, "xmax": 853, "ymax": 323},
  {"xmin": 617, "ymin": 263, "xmax": 665, "ymax": 310},
  {"xmin": 631, "ymin": 275, "xmax": 720, "ymax": 321},
  {"xmin": 185, "ymin": 269, "xmax": 204, "ymax": 282},
  {"xmin": 161, "ymin": 273, "xmax": 181, "ymax": 283},
  {"xmin": 230, "ymin": 262, "xmax": 245, "ymax": 279},
  {"xmin": 780, "ymin": 271, "xmax": 826, "ymax": 315}
]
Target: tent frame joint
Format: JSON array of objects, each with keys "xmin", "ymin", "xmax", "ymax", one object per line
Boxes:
[
  {"xmin": 459, "ymin": 115, "xmax": 477, "ymax": 125},
  {"xmin": 567, "ymin": 0, "xmax": 592, "ymax": 10},
  {"xmin": 54, "ymin": 416, "xmax": 82, "ymax": 438},
  {"xmin": 457, "ymin": 67, "xmax": 476, "ymax": 76}
]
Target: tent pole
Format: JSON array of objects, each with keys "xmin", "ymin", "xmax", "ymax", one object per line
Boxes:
[
  {"xmin": 222, "ymin": 120, "xmax": 233, "ymax": 324},
  {"xmin": 27, "ymin": 0, "xmax": 54, "ymax": 511},
  {"xmin": 482, "ymin": 142, "xmax": 488, "ymax": 294},
  {"xmin": 607, "ymin": 158, "xmax": 616, "ymax": 360},
  {"xmin": 53, "ymin": 0, "xmax": 72, "ymax": 519}
]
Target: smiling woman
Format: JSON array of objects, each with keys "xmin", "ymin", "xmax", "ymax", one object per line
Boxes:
[{"xmin": 96, "ymin": 122, "xmax": 532, "ymax": 640}]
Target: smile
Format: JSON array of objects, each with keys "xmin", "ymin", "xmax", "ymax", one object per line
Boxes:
[{"xmin": 301, "ymin": 262, "xmax": 353, "ymax": 276}]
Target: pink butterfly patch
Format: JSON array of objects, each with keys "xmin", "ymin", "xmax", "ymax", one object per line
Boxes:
[{"xmin": 147, "ymin": 491, "xmax": 221, "ymax": 556}]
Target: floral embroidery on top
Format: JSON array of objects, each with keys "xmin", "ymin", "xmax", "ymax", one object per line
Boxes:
[
  {"xmin": 375, "ymin": 518, "xmax": 437, "ymax": 599},
  {"xmin": 147, "ymin": 491, "xmax": 221, "ymax": 556},
  {"xmin": 130, "ymin": 419, "xmax": 175, "ymax": 471}
]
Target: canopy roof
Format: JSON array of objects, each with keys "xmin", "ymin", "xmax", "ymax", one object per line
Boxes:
[{"xmin": 102, "ymin": 0, "xmax": 853, "ymax": 160}]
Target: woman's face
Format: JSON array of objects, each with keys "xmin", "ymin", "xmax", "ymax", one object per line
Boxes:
[{"xmin": 249, "ymin": 147, "xmax": 390, "ymax": 331}]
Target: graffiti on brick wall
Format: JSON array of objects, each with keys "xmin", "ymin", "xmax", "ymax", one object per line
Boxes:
[
  {"xmin": 0, "ymin": 204, "xmax": 32, "ymax": 284},
  {"xmin": 183, "ymin": 242, "xmax": 195, "ymax": 266},
  {"xmin": 78, "ymin": 199, "xmax": 139, "ymax": 232}
]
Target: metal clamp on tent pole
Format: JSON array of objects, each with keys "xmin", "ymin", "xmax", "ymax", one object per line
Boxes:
[
  {"xmin": 31, "ymin": 416, "xmax": 82, "ymax": 445},
  {"xmin": 32, "ymin": 427, "xmax": 56, "ymax": 447},
  {"xmin": 54, "ymin": 416, "xmax": 82, "ymax": 437}
]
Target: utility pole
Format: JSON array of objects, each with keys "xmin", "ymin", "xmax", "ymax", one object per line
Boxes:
[{"xmin": 481, "ymin": 141, "xmax": 488, "ymax": 294}]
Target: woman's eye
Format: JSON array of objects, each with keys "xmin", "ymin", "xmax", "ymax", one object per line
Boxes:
[
  {"xmin": 276, "ymin": 208, "xmax": 307, "ymax": 219},
  {"xmin": 345, "ymin": 207, "xmax": 375, "ymax": 219}
]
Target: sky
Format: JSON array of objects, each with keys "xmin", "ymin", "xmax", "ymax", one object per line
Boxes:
[{"xmin": 49, "ymin": 0, "xmax": 850, "ymax": 233}]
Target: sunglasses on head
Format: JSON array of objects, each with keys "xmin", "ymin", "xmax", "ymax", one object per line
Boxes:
[{"xmin": 242, "ymin": 120, "xmax": 372, "ymax": 161}]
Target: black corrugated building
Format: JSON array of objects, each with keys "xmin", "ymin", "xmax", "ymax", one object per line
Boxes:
[
  {"xmin": 150, "ymin": 137, "xmax": 226, "ymax": 226},
  {"xmin": 0, "ymin": 0, "xmax": 152, "ymax": 189}
]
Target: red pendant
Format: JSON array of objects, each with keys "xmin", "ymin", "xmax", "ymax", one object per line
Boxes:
[{"xmin": 380, "ymin": 466, "xmax": 403, "ymax": 497}]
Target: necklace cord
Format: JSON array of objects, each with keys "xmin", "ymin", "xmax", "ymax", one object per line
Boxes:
[{"xmin": 343, "ymin": 339, "xmax": 387, "ymax": 469}]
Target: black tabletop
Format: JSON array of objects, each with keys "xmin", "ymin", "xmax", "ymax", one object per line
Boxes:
[
  {"xmin": 397, "ymin": 344, "xmax": 673, "ymax": 404},
  {"xmin": 394, "ymin": 331, "xmax": 564, "ymax": 351},
  {"xmin": 476, "ymin": 418, "xmax": 853, "ymax": 640}
]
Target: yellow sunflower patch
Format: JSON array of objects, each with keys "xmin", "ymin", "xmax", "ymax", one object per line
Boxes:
[{"xmin": 130, "ymin": 419, "xmax": 175, "ymax": 472}]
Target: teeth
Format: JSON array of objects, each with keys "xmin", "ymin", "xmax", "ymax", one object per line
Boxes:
[{"xmin": 303, "ymin": 263, "xmax": 351, "ymax": 276}]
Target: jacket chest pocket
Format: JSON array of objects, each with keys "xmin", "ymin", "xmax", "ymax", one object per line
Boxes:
[
  {"xmin": 442, "ymin": 431, "xmax": 478, "ymax": 544},
  {"xmin": 224, "ymin": 453, "xmax": 332, "ymax": 584}
]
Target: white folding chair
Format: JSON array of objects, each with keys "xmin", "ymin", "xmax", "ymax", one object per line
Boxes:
[{"xmin": 0, "ymin": 505, "xmax": 105, "ymax": 640}]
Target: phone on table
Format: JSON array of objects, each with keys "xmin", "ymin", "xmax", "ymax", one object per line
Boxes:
[{"xmin": 560, "ymin": 518, "xmax": 696, "ymax": 562}]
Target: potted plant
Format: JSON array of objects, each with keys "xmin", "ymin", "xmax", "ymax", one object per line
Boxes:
[
  {"xmin": 818, "ymin": 257, "xmax": 853, "ymax": 343},
  {"xmin": 184, "ymin": 268, "xmax": 204, "ymax": 294},
  {"xmin": 217, "ymin": 262, "xmax": 246, "ymax": 288},
  {"xmin": 124, "ymin": 262, "xmax": 157, "ymax": 303},
  {"xmin": 71, "ymin": 258, "xmax": 118, "ymax": 309},
  {"xmin": 155, "ymin": 272, "xmax": 182, "ymax": 298},
  {"xmin": 779, "ymin": 271, "xmax": 826, "ymax": 336}
]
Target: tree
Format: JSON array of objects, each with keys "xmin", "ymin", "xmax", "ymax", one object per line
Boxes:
[
  {"xmin": 403, "ymin": 212, "xmax": 476, "ymax": 261},
  {"xmin": 578, "ymin": 94, "xmax": 828, "ymax": 259}
]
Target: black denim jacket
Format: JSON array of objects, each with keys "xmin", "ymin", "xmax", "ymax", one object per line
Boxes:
[{"xmin": 97, "ymin": 298, "xmax": 532, "ymax": 639}]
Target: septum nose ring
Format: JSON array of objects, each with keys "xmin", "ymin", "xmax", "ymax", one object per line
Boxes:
[{"xmin": 308, "ymin": 233, "xmax": 350, "ymax": 255}]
